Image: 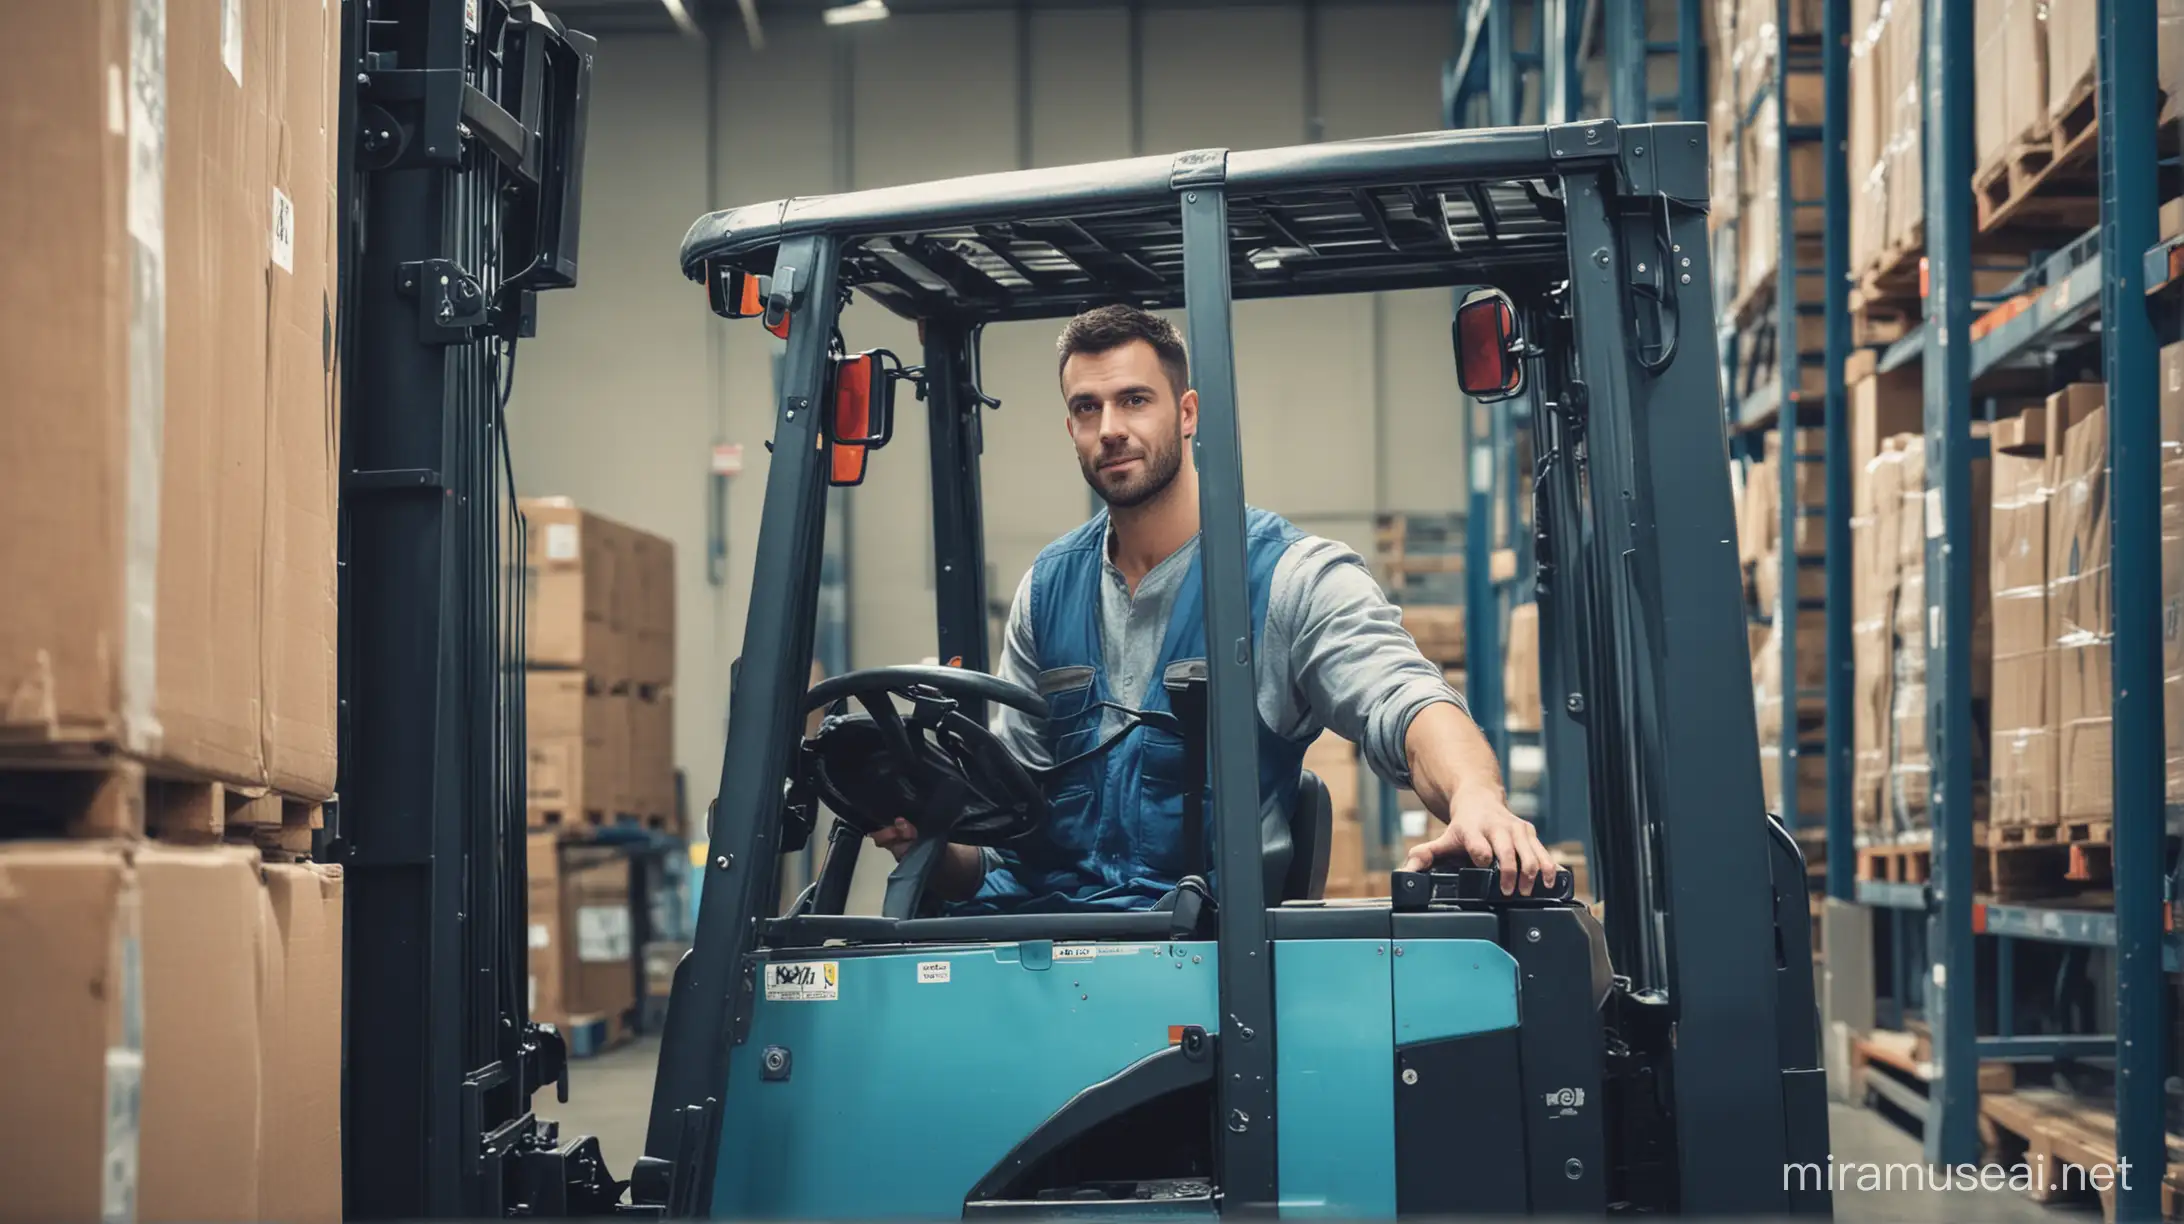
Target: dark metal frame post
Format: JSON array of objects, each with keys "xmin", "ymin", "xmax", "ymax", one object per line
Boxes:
[
  {"xmin": 1773, "ymin": 0, "xmax": 1804, "ymax": 835},
  {"xmin": 1605, "ymin": 0, "xmax": 1647, "ymax": 121},
  {"xmin": 1679, "ymin": 0, "xmax": 1709, "ymax": 122},
  {"xmin": 1560, "ymin": 124, "xmax": 1798, "ymax": 1210},
  {"xmin": 923, "ymin": 318, "xmax": 993, "ymax": 698},
  {"xmin": 1176, "ymin": 159, "xmax": 1279, "ymax": 1216},
  {"xmin": 1821, "ymin": 0, "xmax": 1855, "ymax": 898},
  {"xmin": 642, "ymin": 235, "xmax": 842, "ymax": 1210},
  {"xmin": 1918, "ymin": 0, "xmax": 1978, "ymax": 1168},
  {"xmin": 1467, "ymin": 397, "xmax": 1508, "ymax": 768},
  {"xmin": 2096, "ymin": 1, "xmax": 2169, "ymax": 1216}
]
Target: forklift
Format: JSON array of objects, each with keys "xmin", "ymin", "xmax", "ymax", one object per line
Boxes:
[{"xmin": 588, "ymin": 118, "xmax": 1834, "ymax": 1220}]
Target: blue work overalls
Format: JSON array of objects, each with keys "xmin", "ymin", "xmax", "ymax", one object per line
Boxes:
[{"xmin": 958, "ymin": 507, "xmax": 1314, "ymax": 913}]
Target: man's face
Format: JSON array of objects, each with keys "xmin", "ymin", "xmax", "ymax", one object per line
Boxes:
[{"xmin": 1061, "ymin": 338, "xmax": 1196, "ymax": 509}]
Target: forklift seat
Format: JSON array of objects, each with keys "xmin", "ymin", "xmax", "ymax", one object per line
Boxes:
[{"xmin": 1280, "ymin": 769, "xmax": 1333, "ymax": 903}]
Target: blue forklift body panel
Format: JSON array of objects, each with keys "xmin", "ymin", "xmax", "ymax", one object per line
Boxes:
[{"xmin": 709, "ymin": 937, "xmax": 1520, "ymax": 1219}]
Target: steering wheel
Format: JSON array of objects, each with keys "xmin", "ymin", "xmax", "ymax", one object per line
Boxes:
[{"xmin": 800, "ymin": 665, "xmax": 1050, "ymax": 848}]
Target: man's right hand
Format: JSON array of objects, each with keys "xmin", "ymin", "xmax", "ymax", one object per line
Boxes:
[
  {"xmin": 865, "ymin": 819, "xmax": 988, "ymax": 899},
  {"xmin": 871, "ymin": 817, "xmax": 922, "ymax": 861}
]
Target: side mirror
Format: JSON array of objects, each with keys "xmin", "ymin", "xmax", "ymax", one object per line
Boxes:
[
  {"xmin": 826, "ymin": 350, "xmax": 901, "ymax": 486},
  {"xmin": 706, "ymin": 261, "xmax": 764, "ymax": 319},
  {"xmin": 1452, "ymin": 291, "xmax": 1523, "ymax": 402}
]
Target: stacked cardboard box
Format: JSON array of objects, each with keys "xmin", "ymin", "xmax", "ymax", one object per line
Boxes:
[
  {"xmin": 0, "ymin": 0, "xmax": 340, "ymax": 803},
  {"xmin": 526, "ymin": 831, "xmax": 638, "ymax": 1040},
  {"xmin": 2046, "ymin": 0, "xmax": 2099, "ymax": 121},
  {"xmin": 1504, "ymin": 603, "xmax": 1543, "ymax": 734},
  {"xmin": 2049, "ymin": 391, "xmax": 2112, "ymax": 821},
  {"xmin": 1988, "ymin": 408, "xmax": 2057, "ymax": 829},
  {"xmin": 1975, "ymin": 0, "xmax": 2050, "ymax": 172},
  {"xmin": 522, "ymin": 498, "xmax": 678, "ymax": 835},
  {"xmin": 1848, "ymin": 0, "xmax": 1922, "ymax": 279},
  {"xmin": 1737, "ymin": 72, "xmax": 1824, "ymax": 306},
  {"xmin": 1310, "ymin": 732, "xmax": 1369, "ymax": 898},
  {"xmin": 0, "ymin": 843, "xmax": 344, "ymax": 1224}
]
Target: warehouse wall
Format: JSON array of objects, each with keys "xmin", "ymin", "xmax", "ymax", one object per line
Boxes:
[{"xmin": 512, "ymin": 8, "xmax": 1472, "ymax": 820}]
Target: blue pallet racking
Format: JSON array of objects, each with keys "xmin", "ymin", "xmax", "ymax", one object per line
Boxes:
[{"xmin": 1451, "ymin": 0, "xmax": 2177, "ymax": 1211}]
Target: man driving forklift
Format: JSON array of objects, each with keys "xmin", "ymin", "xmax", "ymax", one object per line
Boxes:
[{"xmin": 870, "ymin": 304, "xmax": 1561, "ymax": 911}]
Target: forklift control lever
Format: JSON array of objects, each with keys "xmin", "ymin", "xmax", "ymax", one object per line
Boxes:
[{"xmin": 1388, "ymin": 859, "xmax": 1577, "ymax": 911}]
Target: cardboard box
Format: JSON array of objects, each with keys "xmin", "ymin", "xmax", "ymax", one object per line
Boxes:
[
  {"xmin": 262, "ymin": 0, "xmax": 343, "ymax": 800},
  {"xmin": 628, "ymin": 689, "xmax": 675, "ymax": 828},
  {"xmin": 561, "ymin": 847, "xmax": 636, "ymax": 1022},
  {"xmin": 1504, "ymin": 602, "xmax": 1542, "ymax": 733},
  {"xmin": 1401, "ymin": 604, "xmax": 1464, "ymax": 662},
  {"xmin": 257, "ymin": 863, "xmax": 344, "ymax": 1224},
  {"xmin": 1989, "ymin": 416, "xmax": 2056, "ymax": 827},
  {"xmin": 138, "ymin": 844, "xmax": 265, "ymax": 1223},
  {"xmin": 0, "ymin": 842, "xmax": 144, "ymax": 1224},
  {"xmin": 528, "ymin": 670, "xmax": 626, "ymax": 827},
  {"xmin": 1322, "ymin": 815, "xmax": 1368, "ymax": 898},
  {"xmin": 628, "ymin": 530, "xmax": 677, "ymax": 689},
  {"xmin": 0, "ymin": 0, "xmax": 340, "ymax": 796},
  {"xmin": 2161, "ymin": 341, "xmax": 2184, "ymax": 449},
  {"xmin": 1976, "ymin": 0, "xmax": 2049, "ymax": 168},
  {"xmin": 2049, "ymin": 406, "xmax": 2111, "ymax": 820},
  {"xmin": 2046, "ymin": 0, "xmax": 2097, "ymax": 121},
  {"xmin": 1849, "ymin": 359, "xmax": 1925, "ymax": 510},
  {"xmin": 1303, "ymin": 730, "xmax": 1361, "ymax": 824},
  {"xmin": 2164, "ymin": 459, "xmax": 2184, "ymax": 803},
  {"xmin": 522, "ymin": 498, "xmax": 627, "ymax": 681},
  {"xmin": 529, "ymin": 832, "xmax": 566, "ymax": 1024}
]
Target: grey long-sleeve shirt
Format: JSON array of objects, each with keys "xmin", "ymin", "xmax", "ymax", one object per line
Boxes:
[{"xmin": 990, "ymin": 524, "xmax": 1469, "ymax": 791}]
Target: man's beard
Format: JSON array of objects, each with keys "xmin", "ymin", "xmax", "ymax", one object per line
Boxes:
[{"xmin": 1082, "ymin": 430, "xmax": 1183, "ymax": 509}]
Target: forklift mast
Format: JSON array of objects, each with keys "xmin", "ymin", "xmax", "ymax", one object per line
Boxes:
[{"xmin": 333, "ymin": 1, "xmax": 606, "ymax": 1217}]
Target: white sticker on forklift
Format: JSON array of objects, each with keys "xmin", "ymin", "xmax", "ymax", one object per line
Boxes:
[
  {"xmin": 917, "ymin": 961, "xmax": 951, "ymax": 984},
  {"xmin": 1055, "ymin": 944, "xmax": 1152, "ymax": 960},
  {"xmin": 765, "ymin": 961, "xmax": 838, "ymax": 1001}
]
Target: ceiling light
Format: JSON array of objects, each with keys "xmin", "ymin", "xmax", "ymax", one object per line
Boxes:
[{"xmin": 823, "ymin": 0, "xmax": 889, "ymax": 25}]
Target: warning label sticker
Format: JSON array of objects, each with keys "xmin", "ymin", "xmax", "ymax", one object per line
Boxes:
[
  {"xmin": 765, "ymin": 961, "xmax": 838, "ymax": 1002},
  {"xmin": 1055, "ymin": 944, "xmax": 1154, "ymax": 960},
  {"xmin": 917, "ymin": 961, "xmax": 951, "ymax": 984}
]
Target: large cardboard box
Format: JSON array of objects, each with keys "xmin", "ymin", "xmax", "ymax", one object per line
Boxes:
[
  {"xmin": 138, "ymin": 844, "xmax": 265, "ymax": 1223},
  {"xmin": 627, "ymin": 689, "xmax": 675, "ymax": 829},
  {"xmin": 1976, "ymin": 0, "xmax": 2049, "ymax": 168},
  {"xmin": 2161, "ymin": 340, "xmax": 2184, "ymax": 448},
  {"xmin": 0, "ymin": 843, "xmax": 144, "ymax": 1224},
  {"xmin": 1504, "ymin": 602, "xmax": 1542, "ymax": 733},
  {"xmin": 2046, "ymin": 0, "xmax": 2097, "ymax": 121},
  {"xmin": 522, "ymin": 498, "xmax": 628, "ymax": 681},
  {"xmin": 528, "ymin": 832, "xmax": 566, "ymax": 1024},
  {"xmin": 1303, "ymin": 730, "xmax": 1361, "ymax": 825},
  {"xmin": 0, "ymin": 1, "xmax": 341, "ymax": 798},
  {"xmin": 561, "ymin": 848, "xmax": 636, "ymax": 1022},
  {"xmin": 257, "ymin": 863, "xmax": 344, "ymax": 1224},
  {"xmin": 1400, "ymin": 604, "xmax": 1464, "ymax": 662},
  {"xmin": 1848, "ymin": 356, "xmax": 1925, "ymax": 510},
  {"xmin": 1989, "ymin": 409, "xmax": 2057, "ymax": 827},
  {"xmin": 628, "ymin": 530, "xmax": 677, "ymax": 689},
  {"xmin": 2050, "ymin": 406, "xmax": 2111, "ymax": 820},
  {"xmin": 528, "ymin": 670, "xmax": 626, "ymax": 828}
]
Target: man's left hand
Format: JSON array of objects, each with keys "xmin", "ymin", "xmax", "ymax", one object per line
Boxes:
[{"xmin": 1402, "ymin": 783, "xmax": 1561, "ymax": 897}]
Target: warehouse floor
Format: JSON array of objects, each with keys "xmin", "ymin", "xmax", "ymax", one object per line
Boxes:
[{"xmin": 546, "ymin": 1037, "xmax": 2088, "ymax": 1220}]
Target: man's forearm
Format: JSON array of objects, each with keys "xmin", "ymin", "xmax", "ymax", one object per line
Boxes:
[
  {"xmin": 924, "ymin": 843, "xmax": 989, "ymax": 900},
  {"xmin": 1403, "ymin": 701, "xmax": 1507, "ymax": 822}
]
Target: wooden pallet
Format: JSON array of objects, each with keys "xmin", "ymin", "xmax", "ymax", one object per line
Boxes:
[
  {"xmin": 0, "ymin": 753, "xmax": 324, "ymax": 853},
  {"xmin": 1978, "ymin": 1088, "xmax": 2184, "ymax": 1222},
  {"xmin": 1978, "ymin": 820, "xmax": 2115, "ymax": 900},
  {"xmin": 1974, "ymin": 72, "xmax": 2102, "ymax": 235},
  {"xmin": 1856, "ymin": 840, "xmax": 1931, "ymax": 884},
  {"xmin": 1855, "ymin": 222, "xmax": 1926, "ymax": 306}
]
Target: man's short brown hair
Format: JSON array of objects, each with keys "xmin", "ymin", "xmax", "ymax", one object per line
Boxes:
[{"xmin": 1056, "ymin": 304, "xmax": 1190, "ymax": 398}]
